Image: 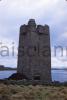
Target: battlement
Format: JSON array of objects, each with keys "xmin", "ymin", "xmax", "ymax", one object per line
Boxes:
[
  {"xmin": 28, "ymin": 19, "xmax": 36, "ymax": 27},
  {"xmin": 36, "ymin": 25, "xmax": 49, "ymax": 35},
  {"xmin": 20, "ymin": 19, "xmax": 49, "ymax": 35},
  {"xmin": 20, "ymin": 25, "xmax": 27, "ymax": 35}
]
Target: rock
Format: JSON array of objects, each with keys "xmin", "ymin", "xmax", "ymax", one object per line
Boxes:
[{"xmin": 8, "ymin": 73, "xmax": 28, "ymax": 80}]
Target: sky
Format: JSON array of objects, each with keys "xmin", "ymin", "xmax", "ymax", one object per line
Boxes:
[{"xmin": 0, "ymin": 0, "xmax": 67, "ymax": 68}]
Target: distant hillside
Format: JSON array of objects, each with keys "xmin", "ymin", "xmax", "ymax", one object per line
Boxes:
[
  {"xmin": 0, "ymin": 65, "xmax": 17, "ymax": 71},
  {"xmin": 52, "ymin": 68, "xmax": 67, "ymax": 70}
]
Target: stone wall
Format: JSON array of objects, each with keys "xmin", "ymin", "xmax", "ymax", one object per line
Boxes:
[{"xmin": 17, "ymin": 19, "xmax": 51, "ymax": 83}]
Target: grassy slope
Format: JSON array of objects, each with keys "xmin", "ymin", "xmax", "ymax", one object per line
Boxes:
[{"xmin": 0, "ymin": 84, "xmax": 67, "ymax": 100}]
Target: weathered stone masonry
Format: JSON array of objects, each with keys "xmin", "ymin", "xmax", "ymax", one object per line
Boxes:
[{"xmin": 17, "ymin": 19, "xmax": 51, "ymax": 83}]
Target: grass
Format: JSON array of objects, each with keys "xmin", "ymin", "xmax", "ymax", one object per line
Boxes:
[{"xmin": 0, "ymin": 84, "xmax": 67, "ymax": 100}]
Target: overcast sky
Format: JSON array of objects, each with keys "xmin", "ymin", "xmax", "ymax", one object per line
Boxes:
[{"xmin": 0, "ymin": 0, "xmax": 67, "ymax": 68}]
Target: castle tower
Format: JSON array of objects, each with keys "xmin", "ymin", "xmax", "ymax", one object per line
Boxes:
[{"xmin": 17, "ymin": 19, "xmax": 51, "ymax": 83}]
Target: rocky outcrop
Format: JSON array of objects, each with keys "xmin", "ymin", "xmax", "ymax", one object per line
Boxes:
[{"xmin": 8, "ymin": 73, "xmax": 28, "ymax": 80}]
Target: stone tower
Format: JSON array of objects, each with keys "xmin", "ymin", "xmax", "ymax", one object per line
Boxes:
[{"xmin": 17, "ymin": 19, "xmax": 51, "ymax": 83}]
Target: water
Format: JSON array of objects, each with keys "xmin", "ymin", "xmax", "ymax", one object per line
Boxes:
[
  {"xmin": 52, "ymin": 70, "xmax": 67, "ymax": 82},
  {"xmin": 0, "ymin": 70, "xmax": 67, "ymax": 82},
  {"xmin": 0, "ymin": 70, "xmax": 16, "ymax": 79}
]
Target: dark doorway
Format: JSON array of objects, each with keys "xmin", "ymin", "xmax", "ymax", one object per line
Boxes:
[{"xmin": 34, "ymin": 75, "xmax": 40, "ymax": 80}]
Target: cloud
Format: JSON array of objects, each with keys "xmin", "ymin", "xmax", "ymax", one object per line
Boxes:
[
  {"xmin": 0, "ymin": 0, "xmax": 67, "ymax": 67},
  {"xmin": 51, "ymin": 46, "xmax": 67, "ymax": 68},
  {"xmin": 0, "ymin": 58, "xmax": 17, "ymax": 68},
  {"xmin": 51, "ymin": 56, "xmax": 67, "ymax": 68}
]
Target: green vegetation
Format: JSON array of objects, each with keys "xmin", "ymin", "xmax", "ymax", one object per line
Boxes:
[{"xmin": 0, "ymin": 84, "xmax": 67, "ymax": 100}]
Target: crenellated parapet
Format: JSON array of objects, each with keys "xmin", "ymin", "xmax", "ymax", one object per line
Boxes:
[
  {"xmin": 20, "ymin": 19, "xmax": 49, "ymax": 35},
  {"xmin": 28, "ymin": 19, "xmax": 36, "ymax": 27},
  {"xmin": 37, "ymin": 25, "xmax": 49, "ymax": 35},
  {"xmin": 20, "ymin": 25, "xmax": 27, "ymax": 35}
]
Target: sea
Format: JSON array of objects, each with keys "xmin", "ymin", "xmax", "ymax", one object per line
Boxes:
[{"xmin": 0, "ymin": 70, "xmax": 67, "ymax": 82}]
